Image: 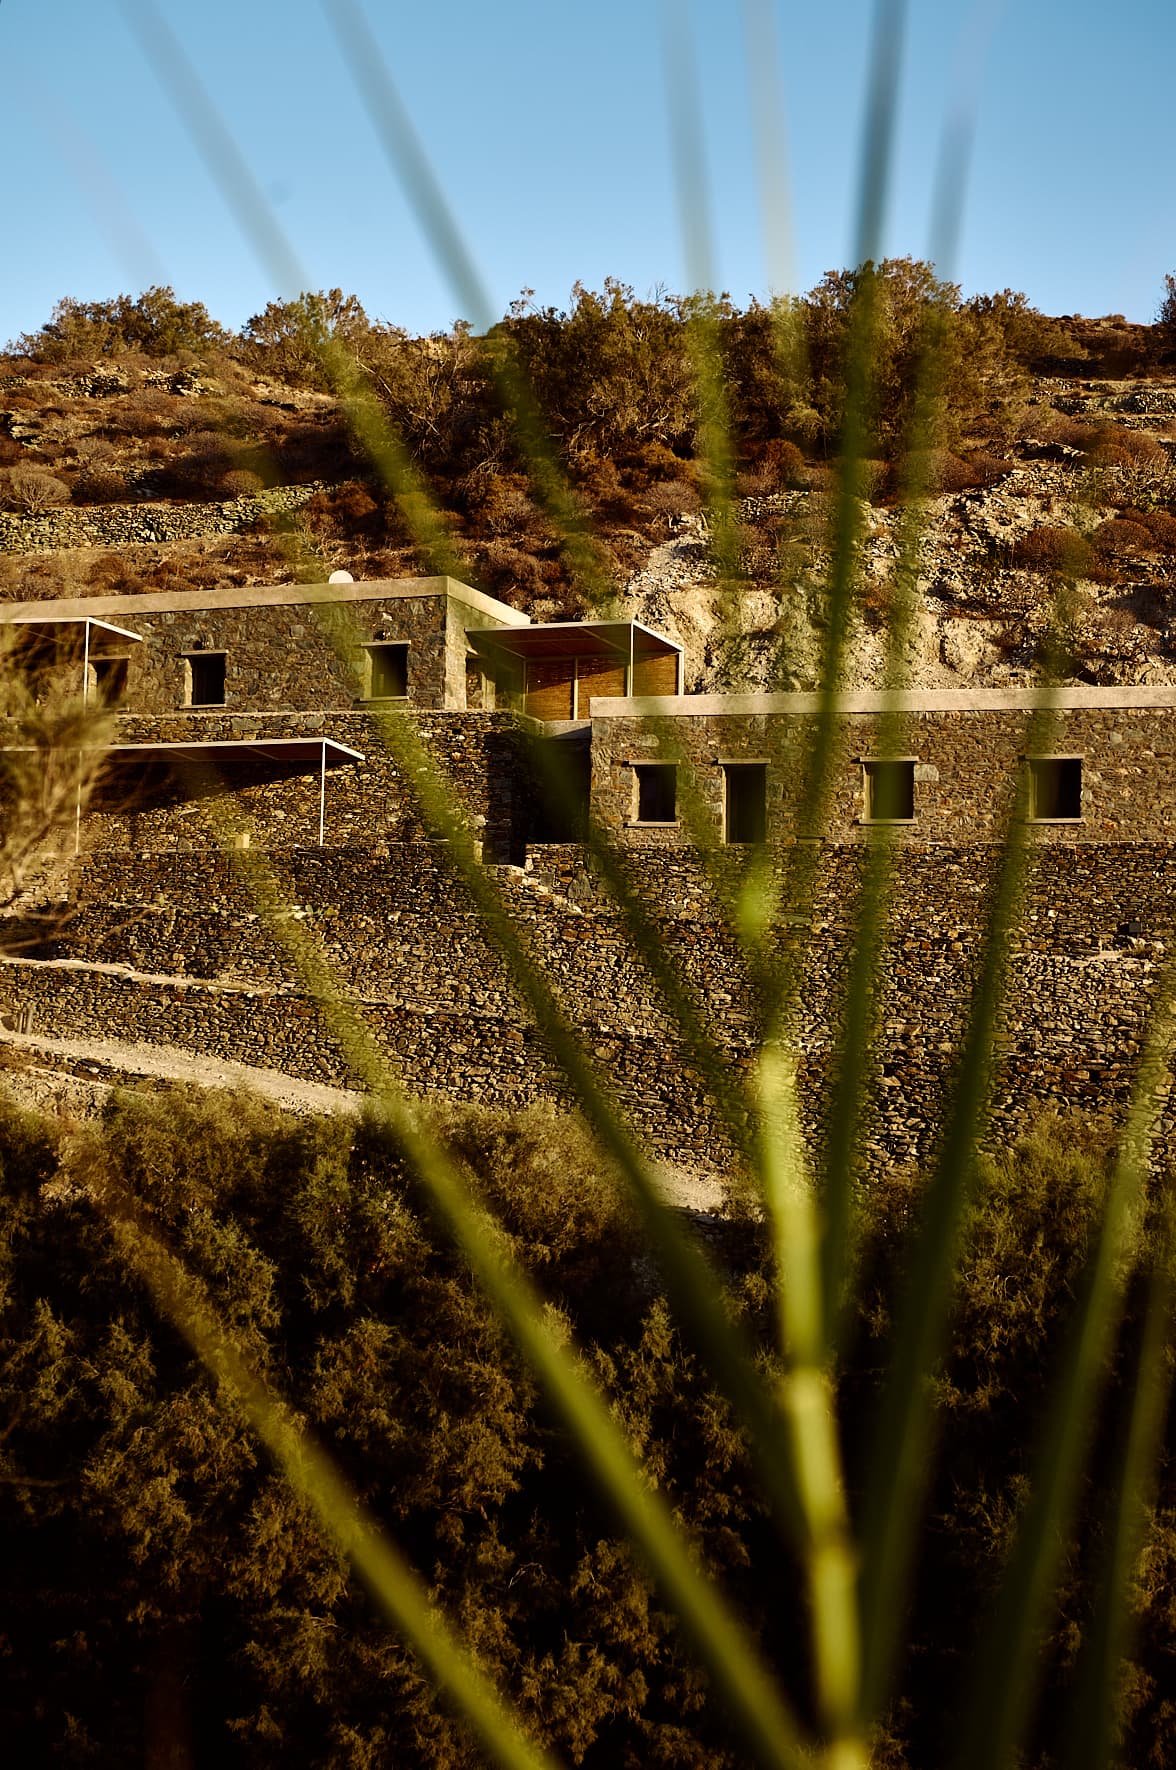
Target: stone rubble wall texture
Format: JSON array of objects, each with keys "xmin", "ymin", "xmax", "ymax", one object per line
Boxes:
[
  {"xmin": 0, "ymin": 484, "xmax": 328, "ymax": 555},
  {"xmin": 591, "ymin": 706, "xmax": 1176, "ymax": 845},
  {"xmin": 4, "ymin": 828, "xmax": 1174, "ymax": 1169},
  {"xmin": 58, "ymin": 593, "xmax": 454, "ymax": 714},
  {"xmin": 82, "ymin": 712, "xmax": 530, "ymax": 862}
]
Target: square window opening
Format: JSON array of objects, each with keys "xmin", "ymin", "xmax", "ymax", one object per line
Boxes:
[
  {"xmin": 184, "ymin": 652, "xmax": 226, "ymax": 707},
  {"xmin": 91, "ymin": 656, "xmax": 128, "ymax": 706},
  {"xmin": 634, "ymin": 763, "xmax": 677, "ymax": 824},
  {"xmin": 365, "ymin": 643, "xmax": 409, "ymax": 700},
  {"xmin": 863, "ymin": 758, "xmax": 915, "ymax": 822},
  {"xmin": 724, "ymin": 763, "xmax": 767, "ymax": 843},
  {"xmin": 1029, "ymin": 756, "xmax": 1082, "ymax": 820}
]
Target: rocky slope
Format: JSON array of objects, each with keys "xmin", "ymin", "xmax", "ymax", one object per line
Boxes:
[
  {"xmin": 4, "ymin": 346, "xmax": 1176, "ymax": 697},
  {"xmin": 623, "ymin": 377, "xmax": 1176, "ymax": 694}
]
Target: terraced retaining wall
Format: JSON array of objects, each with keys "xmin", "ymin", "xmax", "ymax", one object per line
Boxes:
[{"xmin": 4, "ymin": 839, "xmax": 1172, "ymax": 1169}]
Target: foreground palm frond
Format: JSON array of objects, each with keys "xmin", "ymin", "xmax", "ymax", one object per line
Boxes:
[{"xmin": 6, "ymin": 4, "xmax": 1162, "ymax": 1767}]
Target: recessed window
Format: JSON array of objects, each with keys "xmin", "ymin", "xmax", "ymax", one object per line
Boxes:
[
  {"xmin": 724, "ymin": 763, "xmax": 767, "ymax": 843},
  {"xmin": 634, "ymin": 763, "xmax": 677, "ymax": 824},
  {"xmin": 863, "ymin": 758, "xmax": 915, "ymax": 822},
  {"xmin": 364, "ymin": 642, "xmax": 409, "ymax": 700},
  {"xmin": 1028, "ymin": 755, "xmax": 1082, "ymax": 820},
  {"xmin": 184, "ymin": 651, "xmax": 226, "ymax": 707},
  {"xmin": 91, "ymin": 656, "xmax": 128, "ymax": 706}
]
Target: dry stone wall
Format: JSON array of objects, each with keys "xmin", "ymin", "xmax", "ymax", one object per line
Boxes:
[
  {"xmin": 0, "ymin": 485, "xmax": 326, "ymax": 555},
  {"xmin": 54, "ymin": 592, "xmax": 451, "ymax": 713},
  {"xmin": 82, "ymin": 712, "xmax": 530, "ymax": 861},
  {"xmin": 5, "ymin": 834, "xmax": 1175, "ymax": 1169}
]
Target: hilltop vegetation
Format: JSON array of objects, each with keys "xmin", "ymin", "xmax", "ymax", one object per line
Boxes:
[{"xmin": 4, "ymin": 271, "xmax": 1176, "ymax": 691}]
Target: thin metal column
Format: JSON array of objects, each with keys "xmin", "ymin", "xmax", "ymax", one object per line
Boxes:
[
  {"xmin": 75, "ymin": 618, "xmax": 93, "ymax": 855},
  {"xmin": 319, "ymin": 740, "xmax": 327, "ymax": 847}
]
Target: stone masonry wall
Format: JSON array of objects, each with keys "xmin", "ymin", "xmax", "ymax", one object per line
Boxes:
[
  {"xmin": 0, "ymin": 484, "xmax": 326, "ymax": 555},
  {"xmin": 81, "ymin": 712, "xmax": 530, "ymax": 861},
  {"xmin": 22, "ymin": 593, "xmax": 452, "ymax": 714},
  {"xmin": 5, "ymin": 836, "xmax": 1175, "ymax": 1169},
  {"xmin": 591, "ymin": 704, "xmax": 1176, "ymax": 846}
]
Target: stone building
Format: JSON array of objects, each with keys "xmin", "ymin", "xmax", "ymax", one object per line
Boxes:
[
  {"xmin": 0, "ymin": 574, "xmax": 1174, "ymax": 1171},
  {"xmin": 589, "ymin": 684, "xmax": 1176, "ymax": 846}
]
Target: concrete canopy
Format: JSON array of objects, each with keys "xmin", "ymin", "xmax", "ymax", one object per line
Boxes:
[
  {"xmin": 100, "ymin": 737, "xmax": 365, "ymax": 847},
  {"xmin": 468, "ymin": 620, "xmax": 679, "ymax": 662}
]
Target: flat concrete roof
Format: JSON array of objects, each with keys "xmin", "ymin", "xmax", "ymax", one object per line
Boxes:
[
  {"xmin": 470, "ymin": 619, "xmax": 681, "ymax": 661},
  {"xmin": 106, "ymin": 737, "xmax": 365, "ymax": 765},
  {"xmin": 6, "ymin": 616, "xmax": 143, "ymax": 643},
  {"xmin": 592, "ymin": 685, "xmax": 1176, "ymax": 717},
  {"xmin": 0, "ymin": 576, "xmax": 530, "ymax": 628}
]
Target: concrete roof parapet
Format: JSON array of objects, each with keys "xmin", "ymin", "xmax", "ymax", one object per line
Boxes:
[
  {"xmin": 0, "ymin": 576, "xmax": 531, "ymax": 629},
  {"xmin": 592, "ymin": 685, "xmax": 1176, "ymax": 717}
]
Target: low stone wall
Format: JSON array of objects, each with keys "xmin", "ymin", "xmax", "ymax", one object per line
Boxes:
[
  {"xmin": 0, "ymin": 484, "xmax": 327, "ymax": 555},
  {"xmin": 6, "ymin": 837, "xmax": 1173, "ymax": 1169}
]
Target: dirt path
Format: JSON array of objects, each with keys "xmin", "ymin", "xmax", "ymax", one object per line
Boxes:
[
  {"xmin": 0, "ymin": 1027, "xmax": 364, "ymax": 1116},
  {"xmin": 0, "ymin": 1029, "xmax": 730, "ymax": 1214}
]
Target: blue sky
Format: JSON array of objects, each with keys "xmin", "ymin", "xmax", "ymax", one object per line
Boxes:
[{"xmin": 4, "ymin": 0, "xmax": 1174, "ymax": 346}]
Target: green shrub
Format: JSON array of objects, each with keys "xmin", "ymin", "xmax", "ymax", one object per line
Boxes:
[{"xmin": 12, "ymin": 287, "xmax": 227, "ymax": 362}]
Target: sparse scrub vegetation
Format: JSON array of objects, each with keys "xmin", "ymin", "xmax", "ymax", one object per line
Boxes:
[
  {"xmin": 1013, "ymin": 525, "xmax": 1097, "ymax": 577},
  {"xmin": 5, "ymin": 271, "xmax": 1175, "ymax": 616},
  {"xmin": 0, "ymin": 464, "xmax": 71, "ymax": 514}
]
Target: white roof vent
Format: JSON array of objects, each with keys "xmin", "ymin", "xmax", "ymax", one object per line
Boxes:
[{"xmin": 328, "ymin": 569, "xmax": 355, "ymax": 584}]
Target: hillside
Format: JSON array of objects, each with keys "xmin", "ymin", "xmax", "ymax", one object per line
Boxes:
[{"xmin": 3, "ymin": 279, "xmax": 1176, "ymax": 693}]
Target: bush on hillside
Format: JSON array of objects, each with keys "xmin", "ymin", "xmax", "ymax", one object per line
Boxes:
[
  {"xmin": 1013, "ymin": 525, "xmax": 1096, "ymax": 577},
  {"xmin": 0, "ymin": 466, "xmax": 71, "ymax": 514},
  {"xmin": 1094, "ymin": 517, "xmax": 1154, "ymax": 559},
  {"xmin": 12, "ymin": 287, "xmax": 227, "ymax": 362}
]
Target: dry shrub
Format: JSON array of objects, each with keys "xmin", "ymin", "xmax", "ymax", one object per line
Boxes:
[
  {"xmin": 0, "ymin": 556, "xmax": 75, "ymax": 599},
  {"xmin": 86, "ymin": 553, "xmax": 146, "ymax": 595},
  {"xmin": 462, "ymin": 471, "xmax": 537, "ymax": 537},
  {"xmin": 1039, "ymin": 414, "xmax": 1100, "ymax": 449},
  {"xmin": 1136, "ymin": 508, "xmax": 1176, "ymax": 551},
  {"xmin": 740, "ymin": 508, "xmax": 809, "ymax": 582},
  {"xmin": 0, "ymin": 438, "xmax": 23, "ymax": 467},
  {"xmin": 1098, "ymin": 603, "xmax": 1139, "ymax": 642},
  {"xmin": 1085, "ymin": 427, "xmax": 1165, "ymax": 468},
  {"xmin": 740, "ymin": 438, "xmax": 807, "ymax": 495},
  {"xmin": 896, "ymin": 449, "xmax": 984, "ymax": 495},
  {"xmin": 112, "ymin": 389, "xmax": 178, "ymax": 438},
  {"xmin": 72, "ymin": 467, "xmax": 129, "ymax": 505},
  {"xmin": 1, "ymin": 466, "xmax": 71, "ymax": 514},
  {"xmin": 477, "ymin": 539, "xmax": 553, "ymax": 603},
  {"xmin": 305, "ymin": 479, "xmax": 384, "ymax": 541},
  {"xmin": 643, "ymin": 478, "xmax": 701, "ymax": 521},
  {"xmin": 220, "ymin": 469, "xmax": 264, "ymax": 499},
  {"xmin": 765, "ymin": 437, "xmax": 806, "ymax": 483},
  {"xmin": 169, "ymin": 429, "xmax": 232, "ymax": 496},
  {"xmin": 857, "ymin": 459, "xmax": 889, "ymax": 504},
  {"xmin": 1094, "ymin": 518, "xmax": 1154, "ymax": 559},
  {"xmin": 569, "ymin": 453, "xmax": 623, "ymax": 501},
  {"xmin": 966, "ymin": 451, "xmax": 1014, "ymax": 486},
  {"xmin": 796, "ymin": 486, "xmax": 837, "ymax": 544},
  {"xmin": 1013, "ymin": 525, "xmax": 1096, "ymax": 577}
]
